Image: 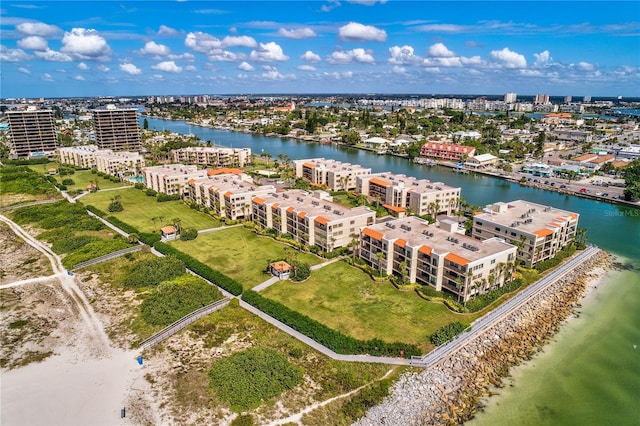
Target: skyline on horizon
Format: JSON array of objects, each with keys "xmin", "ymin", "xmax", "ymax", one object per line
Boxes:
[{"xmin": 1, "ymin": 1, "xmax": 639, "ymax": 99}]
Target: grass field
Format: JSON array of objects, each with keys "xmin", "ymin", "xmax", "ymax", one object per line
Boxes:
[
  {"xmin": 82, "ymin": 187, "xmax": 221, "ymax": 232},
  {"xmin": 170, "ymin": 227, "xmax": 322, "ymax": 288},
  {"xmin": 261, "ymin": 261, "xmax": 481, "ymax": 352},
  {"xmin": 58, "ymin": 170, "xmax": 127, "ymax": 192}
]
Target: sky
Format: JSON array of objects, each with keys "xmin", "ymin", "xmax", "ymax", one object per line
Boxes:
[{"xmin": 1, "ymin": 1, "xmax": 639, "ymax": 99}]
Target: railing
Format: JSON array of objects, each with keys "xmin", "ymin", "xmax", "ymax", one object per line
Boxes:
[
  {"xmin": 138, "ymin": 297, "xmax": 230, "ymax": 350},
  {"xmin": 71, "ymin": 245, "xmax": 143, "ymax": 270}
]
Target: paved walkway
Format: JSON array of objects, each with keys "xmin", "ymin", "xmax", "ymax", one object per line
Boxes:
[
  {"xmin": 0, "ymin": 273, "xmax": 68, "ymax": 289},
  {"xmin": 251, "ymin": 256, "xmax": 345, "ymax": 292},
  {"xmin": 0, "ymin": 198, "xmax": 61, "ymax": 211},
  {"xmin": 198, "ymin": 223, "xmax": 243, "ymax": 234}
]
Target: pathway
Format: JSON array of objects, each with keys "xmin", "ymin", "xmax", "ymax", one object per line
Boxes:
[
  {"xmin": 0, "ymin": 197, "xmax": 61, "ymax": 211},
  {"xmin": 0, "ymin": 272, "xmax": 68, "ymax": 289},
  {"xmin": 198, "ymin": 223, "xmax": 243, "ymax": 234}
]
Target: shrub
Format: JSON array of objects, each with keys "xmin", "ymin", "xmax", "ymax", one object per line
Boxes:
[
  {"xmin": 134, "ymin": 183, "xmax": 144, "ymax": 190},
  {"xmin": 290, "ymin": 261, "xmax": 311, "ymax": 282},
  {"xmin": 145, "ymin": 189, "xmax": 157, "ymax": 197},
  {"xmin": 122, "ymin": 256, "xmax": 186, "ymax": 288},
  {"xmin": 86, "ymin": 205, "xmax": 107, "ymax": 217},
  {"xmin": 51, "ymin": 235, "xmax": 100, "ymax": 253},
  {"xmin": 179, "ymin": 228, "xmax": 198, "ymax": 241},
  {"xmin": 208, "ymin": 348, "xmax": 304, "ymax": 411},
  {"xmin": 429, "ymin": 321, "xmax": 468, "ymax": 346},
  {"xmin": 339, "ymin": 378, "xmax": 393, "ymax": 422},
  {"xmin": 535, "ymin": 244, "xmax": 577, "ymax": 272},
  {"xmin": 61, "ymin": 178, "xmax": 75, "ymax": 186},
  {"xmin": 156, "ymin": 193, "xmax": 181, "ymax": 202},
  {"xmin": 230, "ymin": 415, "xmax": 254, "ymax": 426},
  {"xmin": 108, "ymin": 200, "xmax": 123, "ymax": 212},
  {"xmin": 465, "ymin": 278, "xmax": 524, "ymax": 312},
  {"xmin": 62, "ymin": 237, "xmax": 132, "ymax": 268},
  {"xmin": 140, "ymin": 275, "xmax": 222, "ymax": 325}
]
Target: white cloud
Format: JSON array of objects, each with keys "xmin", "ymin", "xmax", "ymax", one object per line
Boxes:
[
  {"xmin": 326, "ymin": 71, "xmax": 353, "ymax": 79},
  {"xmin": 392, "ymin": 65, "xmax": 407, "ymax": 74},
  {"xmin": 41, "ymin": 73, "xmax": 53, "ymax": 82},
  {"xmin": 17, "ymin": 36, "xmax": 48, "ymax": 51},
  {"xmin": 260, "ymin": 65, "xmax": 295, "ymax": 80},
  {"xmin": 338, "ymin": 22, "xmax": 387, "ymax": 42},
  {"xmin": 222, "ymin": 35, "xmax": 257, "ymax": 48},
  {"xmin": 139, "ymin": 41, "xmax": 170, "ymax": 56},
  {"xmin": 185, "ymin": 65, "xmax": 197, "ymax": 72},
  {"xmin": 185, "ymin": 31, "xmax": 222, "ymax": 54},
  {"xmin": 60, "ymin": 28, "xmax": 111, "ymax": 60},
  {"xmin": 321, "ymin": 0, "xmax": 341, "ymax": 13},
  {"xmin": 297, "ymin": 65, "xmax": 316, "ymax": 71},
  {"xmin": 388, "ymin": 45, "xmax": 422, "ymax": 65},
  {"xmin": 120, "ymin": 63, "xmax": 142, "ymax": 75},
  {"xmin": 73, "ymin": 75, "xmax": 85, "ymax": 81},
  {"xmin": 168, "ymin": 52, "xmax": 195, "ymax": 61},
  {"xmin": 576, "ymin": 61, "xmax": 595, "ymax": 72},
  {"xmin": 77, "ymin": 62, "xmax": 89, "ymax": 70},
  {"xmin": 278, "ymin": 27, "xmax": 317, "ymax": 39},
  {"xmin": 300, "ymin": 50, "xmax": 321, "ymax": 63},
  {"xmin": 34, "ymin": 49, "xmax": 73, "ymax": 62},
  {"xmin": 151, "ymin": 74, "xmax": 164, "ymax": 80},
  {"xmin": 327, "ymin": 48, "xmax": 374, "ymax": 64},
  {"xmin": 428, "ymin": 42, "xmax": 455, "ymax": 58},
  {"xmin": 250, "ymin": 42, "xmax": 289, "ymax": 62},
  {"xmin": 16, "ymin": 22, "xmax": 61, "ymax": 37},
  {"xmin": 0, "ymin": 46, "xmax": 31, "ymax": 62},
  {"xmin": 18, "ymin": 67, "xmax": 31, "ymax": 75},
  {"xmin": 238, "ymin": 61, "xmax": 255, "ymax": 71},
  {"xmin": 152, "ymin": 60, "xmax": 182, "ymax": 73},
  {"xmin": 533, "ymin": 50, "xmax": 552, "ymax": 68},
  {"xmin": 490, "ymin": 47, "xmax": 526, "ymax": 69},
  {"xmin": 97, "ymin": 64, "xmax": 111, "ymax": 72},
  {"xmin": 157, "ymin": 25, "xmax": 179, "ymax": 36},
  {"xmin": 208, "ymin": 50, "xmax": 244, "ymax": 62},
  {"xmin": 348, "ymin": 0, "xmax": 388, "ymax": 4}
]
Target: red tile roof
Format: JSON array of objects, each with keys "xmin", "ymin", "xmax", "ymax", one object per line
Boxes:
[{"xmin": 362, "ymin": 227, "xmax": 383, "ymax": 241}]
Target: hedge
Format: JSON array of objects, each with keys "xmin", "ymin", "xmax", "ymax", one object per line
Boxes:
[
  {"xmin": 241, "ymin": 290, "xmax": 420, "ymax": 357},
  {"xmin": 153, "ymin": 242, "xmax": 243, "ymax": 296},
  {"xmin": 86, "ymin": 204, "xmax": 107, "ymax": 217}
]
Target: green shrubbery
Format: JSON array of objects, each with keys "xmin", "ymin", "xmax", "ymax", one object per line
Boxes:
[
  {"xmin": 289, "ymin": 261, "xmax": 311, "ymax": 282},
  {"xmin": 156, "ymin": 193, "xmax": 182, "ymax": 202},
  {"xmin": 208, "ymin": 347, "xmax": 304, "ymax": 411},
  {"xmin": 179, "ymin": 228, "xmax": 198, "ymax": 241},
  {"xmin": 429, "ymin": 321, "xmax": 468, "ymax": 346},
  {"xmin": 0, "ymin": 166, "xmax": 57, "ymax": 196},
  {"xmin": 51, "ymin": 235, "xmax": 100, "ymax": 253},
  {"xmin": 140, "ymin": 274, "xmax": 222, "ymax": 325},
  {"xmin": 62, "ymin": 237, "xmax": 133, "ymax": 268},
  {"xmin": 465, "ymin": 278, "xmax": 524, "ymax": 312},
  {"xmin": 242, "ymin": 290, "xmax": 420, "ymax": 357},
  {"xmin": 122, "ymin": 256, "xmax": 185, "ymax": 288},
  {"xmin": 13, "ymin": 201, "xmax": 104, "ymax": 234},
  {"xmin": 534, "ymin": 244, "xmax": 577, "ymax": 273},
  {"xmin": 338, "ymin": 378, "xmax": 393, "ymax": 423}
]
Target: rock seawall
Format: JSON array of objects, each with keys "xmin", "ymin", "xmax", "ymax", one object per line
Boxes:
[{"xmin": 355, "ymin": 250, "xmax": 611, "ymax": 426}]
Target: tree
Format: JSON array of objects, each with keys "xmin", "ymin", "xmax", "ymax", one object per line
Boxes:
[
  {"xmin": 143, "ymin": 118, "xmax": 149, "ymax": 130},
  {"xmin": 342, "ymin": 130, "xmax": 361, "ymax": 146},
  {"xmin": 172, "ymin": 217, "xmax": 182, "ymax": 234},
  {"xmin": 375, "ymin": 251, "xmax": 386, "ymax": 277},
  {"xmin": 108, "ymin": 194, "xmax": 123, "ymax": 212},
  {"xmin": 623, "ymin": 159, "xmax": 640, "ymax": 201}
]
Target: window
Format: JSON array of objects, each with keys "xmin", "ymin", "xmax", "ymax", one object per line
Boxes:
[
  {"xmin": 495, "ymin": 227, "xmax": 501, "ymax": 231},
  {"xmin": 491, "ymin": 259, "xmax": 496, "ymax": 264}
]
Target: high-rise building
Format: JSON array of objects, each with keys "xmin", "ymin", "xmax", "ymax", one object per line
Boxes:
[
  {"xmin": 6, "ymin": 108, "xmax": 58, "ymax": 158},
  {"xmin": 504, "ymin": 92, "xmax": 517, "ymax": 103},
  {"xmin": 583, "ymin": 95, "xmax": 592, "ymax": 103},
  {"xmin": 92, "ymin": 105, "xmax": 141, "ymax": 151},
  {"xmin": 564, "ymin": 95, "xmax": 572, "ymax": 103},
  {"xmin": 534, "ymin": 94, "xmax": 550, "ymax": 105}
]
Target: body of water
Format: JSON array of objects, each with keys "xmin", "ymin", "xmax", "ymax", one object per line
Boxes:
[{"xmin": 144, "ymin": 116, "xmax": 640, "ymax": 425}]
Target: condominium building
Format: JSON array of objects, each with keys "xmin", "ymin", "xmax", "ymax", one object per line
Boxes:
[
  {"xmin": 504, "ymin": 92, "xmax": 517, "ymax": 103},
  {"xmin": 359, "ymin": 216, "xmax": 517, "ymax": 302},
  {"xmin": 356, "ymin": 173, "xmax": 461, "ymax": 216},
  {"xmin": 420, "ymin": 142, "xmax": 476, "ymax": 161},
  {"xmin": 95, "ymin": 151, "xmax": 145, "ymax": 177},
  {"xmin": 188, "ymin": 173, "xmax": 275, "ymax": 220},
  {"xmin": 58, "ymin": 145, "xmax": 104, "ymax": 169},
  {"xmin": 92, "ymin": 105, "xmax": 141, "ymax": 151},
  {"xmin": 472, "ymin": 200, "xmax": 579, "ymax": 267},
  {"xmin": 172, "ymin": 146, "xmax": 252, "ymax": 167},
  {"xmin": 6, "ymin": 108, "xmax": 57, "ymax": 158},
  {"xmin": 252, "ymin": 189, "xmax": 376, "ymax": 252},
  {"xmin": 142, "ymin": 164, "xmax": 207, "ymax": 196},
  {"xmin": 292, "ymin": 158, "xmax": 371, "ymax": 191}
]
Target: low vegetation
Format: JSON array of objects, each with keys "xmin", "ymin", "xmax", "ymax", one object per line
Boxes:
[
  {"xmin": 534, "ymin": 244, "xmax": 577, "ymax": 273},
  {"xmin": 122, "ymin": 256, "xmax": 185, "ymax": 288},
  {"xmin": 429, "ymin": 321, "xmax": 468, "ymax": 346}
]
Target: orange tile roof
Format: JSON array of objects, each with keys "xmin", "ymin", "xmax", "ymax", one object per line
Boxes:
[
  {"xmin": 270, "ymin": 260, "xmax": 291, "ymax": 272},
  {"xmin": 555, "ymin": 217, "xmax": 568, "ymax": 222},
  {"xmin": 362, "ymin": 227, "xmax": 383, "ymax": 241},
  {"xmin": 548, "ymin": 222, "xmax": 561, "ymax": 228},
  {"xmin": 188, "ymin": 179, "xmax": 196, "ymax": 185},
  {"xmin": 533, "ymin": 228, "xmax": 554, "ymax": 237},
  {"xmin": 303, "ymin": 162, "xmax": 316, "ymax": 168},
  {"xmin": 271, "ymin": 203, "xmax": 280, "ymax": 210},
  {"xmin": 568, "ymin": 213, "xmax": 578, "ymax": 220},
  {"xmin": 298, "ymin": 212, "xmax": 306, "ymax": 218},
  {"xmin": 419, "ymin": 245, "xmax": 432, "ymax": 256},
  {"xmin": 589, "ymin": 155, "xmax": 614, "ymax": 164},
  {"xmin": 253, "ymin": 197, "xmax": 265, "ymax": 206},
  {"xmin": 286, "ymin": 206, "xmax": 295, "ymax": 213},
  {"xmin": 161, "ymin": 226, "xmax": 177, "ymax": 234},
  {"xmin": 473, "ymin": 211, "xmax": 483, "ymax": 215},
  {"xmin": 369, "ymin": 177, "xmax": 391, "ymax": 187},
  {"xmin": 383, "ymin": 203, "xmax": 406, "ymax": 213},
  {"xmin": 315, "ymin": 216, "xmax": 329, "ymax": 225},
  {"xmin": 445, "ymin": 252, "xmax": 470, "ymax": 267},
  {"xmin": 394, "ymin": 239, "xmax": 407, "ymax": 248},
  {"xmin": 224, "ymin": 191, "xmax": 233, "ymax": 198},
  {"xmin": 612, "ymin": 161, "xmax": 629, "ymax": 168}
]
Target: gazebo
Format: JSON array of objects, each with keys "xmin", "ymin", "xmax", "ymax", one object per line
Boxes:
[{"xmin": 269, "ymin": 261, "xmax": 292, "ymax": 280}]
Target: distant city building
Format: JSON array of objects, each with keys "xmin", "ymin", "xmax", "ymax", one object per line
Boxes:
[
  {"xmin": 6, "ymin": 108, "xmax": 58, "ymax": 159},
  {"xmin": 359, "ymin": 216, "xmax": 516, "ymax": 302},
  {"xmin": 472, "ymin": 200, "xmax": 579, "ymax": 267},
  {"xmin": 92, "ymin": 105, "xmax": 141, "ymax": 151},
  {"xmin": 583, "ymin": 95, "xmax": 592, "ymax": 103},
  {"xmin": 172, "ymin": 146, "xmax": 252, "ymax": 167},
  {"xmin": 564, "ymin": 96, "xmax": 572, "ymax": 103},
  {"xmin": 142, "ymin": 164, "xmax": 207, "ymax": 196},
  {"xmin": 292, "ymin": 158, "xmax": 371, "ymax": 191},
  {"xmin": 534, "ymin": 94, "xmax": 550, "ymax": 105},
  {"xmin": 504, "ymin": 92, "xmax": 517, "ymax": 103},
  {"xmin": 420, "ymin": 142, "xmax": 476, "ymax": 161}
]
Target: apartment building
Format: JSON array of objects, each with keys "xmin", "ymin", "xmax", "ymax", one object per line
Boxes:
[
  {"xmin": 6, "ymin": 108, "xmax": 58, "ymax": 158},
  {"xmin": 359, "ymin": 216, "xmax": 516, "ymax": 303},
  {"xmin": 142, "ymin": 164, "xmax": 207, "ymax": 196},
  {"xmin": 420, "ymin": 142, "xmax": 476, "ymax": 161},
  {"xmin": 92, "ymin": 105, "xmax": 141, "ymax": 151},
  {"xmin": 95, "ymin": 151, "xmax": 145, "ymax": 177},
  {"xmin": 252, "ymin": 189, "xmax": 376, "ymax": 252},
  {"xmin": 472, "ymin": 200, "xmax": 579, "ymax": 267},
  {"xmin": 356, "ymin": 173, "xmax": 461, "ymax": 216},
  {"xmin": 292, "ymin": 158, "xmax": 371, "ymax": 191},
  {"xmin": 188, "ymin": 173, "xmax": 275, "ymax": 221},
  {"xmin": 172, "ymin": 146, "xmax": 252, "ymax": 167},
  {"xmin": 58, "ymin": 145, "xmax": 104, "ymax": 168}
]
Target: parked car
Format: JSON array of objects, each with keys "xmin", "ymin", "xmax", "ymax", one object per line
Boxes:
[
  {"xmin": 544, "ymin": 180, "xmax": 549, "ymax": 185},
  {"xmin": 560, "ymin": 185, "xmax": 567, "ymax": 189},
  {"xmin": 550, "ymin": 182, "xmax": 556, "ymax": 187},
  {"xmin": 579, "ymin": 188, "xmax": 587, "ymax": 193},
  {"xmin": 602, "ymin": 193, "xmax": 609, "ymax": 197}
]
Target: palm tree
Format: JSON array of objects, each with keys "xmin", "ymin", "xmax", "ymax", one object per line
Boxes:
[
  {"xmin": 348, "ymin": 233, "xmax": 359, "ymax": 262},
  {"xmin": 172, "ymin": 217, "xmax": 182, "ymax": 235},
  {"xmin": 375, "ymin": 251, "xmax": 386, "ymax": 277}
]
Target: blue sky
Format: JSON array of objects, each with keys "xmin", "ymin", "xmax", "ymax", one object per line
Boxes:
[{"xmin": 1, "ymin": 1, "xmax": 639, "ymax": 98}]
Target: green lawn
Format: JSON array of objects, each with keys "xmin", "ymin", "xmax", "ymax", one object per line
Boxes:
[
  {"xmin": 58, "ymin": 170, "xmax": 127, "ymax": 192},
  {"xmin": 170, "ymin": 227, "xmax": 322, "ymax": 288},
  {"xmin": 261, "ymin": 261, "xmax": 481, "ymax": 352},
  {"xmin": 82, "ymin": 187, "xmax": 221, "ymax": 232}
]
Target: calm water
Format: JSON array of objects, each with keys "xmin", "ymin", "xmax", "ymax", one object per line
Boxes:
[{"xmin": 145, "ymin": 117, "xmax": 640, "ymax": 424}]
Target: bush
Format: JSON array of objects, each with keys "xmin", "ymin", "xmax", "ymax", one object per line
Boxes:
[
  {"xmin": 157, "ymin": 193, "xmax": 181, "ymax": 202},
  {"xmin": 339, "ymin": 378, "xmax": 393, "ymax": 422},
  {"xmin": 86, "ymin": 205, "xmax": 107, "ymax": 217},
  {"xmin": 534, "ymin": 244, "xmax": 576, "ymax": 273},
  {"xmin": 241, "ymin": 290, "xmax": 420, "ymax": 357},
  {"xmin": 429, "ymin": 321, "xmax": 468, "ymax": 346},
  {"xmin": 290, "ymin": 261, "xmax": 310, "ymax": 282},
  {"xmin": 153, "ymin": 242, "xmax": 243, "ymax": 295},
  {"xmin": 134, "ymin": 183, "xmax": 144, "ymax": 190},
  {"xmin": 51, "ymin": 235, "xmax": 100, "ymax": 253},
  {"xmin": 62, "ymin": 237, "xmax": 133, "ymax": 268},
  {"xmin": 208, "ymin": 348, "xmax": 303, "ymax": 411},
  {"xmin": 465, "ymin": 278, "xmax": 524, "ymax": 312},
  {"xmin": 140, "ymin": 275, "xmax": 223, "ymax": 326},
  {"xmin": 145, "ymin": 189, "xmax": 157, "ymax": 197},
  {"xmin": 179, "ymin": 228, "xmax": 198, "ymax": 241},
  {"xmin": 122, "ymin": 256, "xmax": 186, "ymax": 288},
  {"xmin": 230, "ymin": 415, "xmax": 254, "ymax": 426},
  {"xmin": 108, "ymin": 200, "xmax": 123, "ymax": 212},
  {"xmin": 61, "ymin": 178, "xmax": 75, "ymax": 186}
]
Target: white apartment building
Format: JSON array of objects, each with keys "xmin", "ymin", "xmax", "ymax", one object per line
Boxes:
[
  {"xmin": 252, "ymin": 189, "xmax": 376, "ymax": 252},
  {"xmin": 359, "ymin": 216, "xmax": 517, "ymax": 303},
  {"xmin": 7, "ymin": 108, "xmax": 58, "ymax": 158},
  {"xmin": 58, "ymin": 145, "xmax": 104, "ymax": 169},
  {"xmin": 142, "ymin": 164, "xmax": 207, "ymax": 196},
  {"xmin": 293, "ymin": 158, "xmax": 371, "ymax": 191},
  {"xmin": 172, "ymin": 146, "xmax": 252, "ymax": 167},
  {"xmin": 188, "ymin": 173, "xmax": 275, "ymax": 221},
  {"xmin": 356, "ymin": 173, "xmax": 461, "ymax": 216},
  {"xmin": 472, "ymin": 200, "xmax": 579, "ymax": 267},
  {"xmin": 95, "ymin": 151, "xmax": 145, "ymax": 177}
]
